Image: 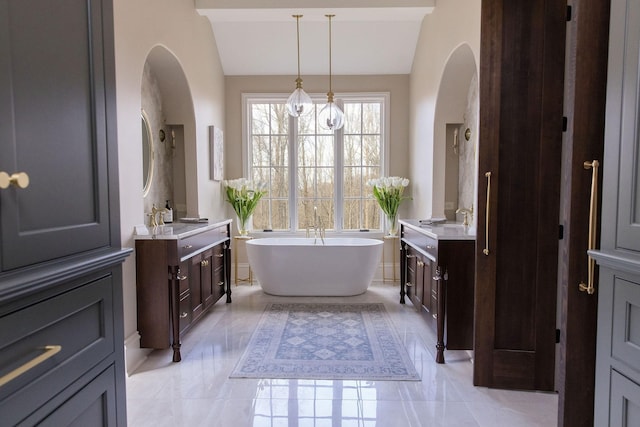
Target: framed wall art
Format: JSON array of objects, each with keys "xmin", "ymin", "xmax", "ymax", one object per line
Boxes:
[{"xmin": 209, "ymin": 125, "xmax": 224, "ymax": 181}]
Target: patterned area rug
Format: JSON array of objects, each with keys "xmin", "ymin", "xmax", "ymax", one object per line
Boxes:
[{"xmin": 230, "ymin": 303, "xmax": 420, "ymax": 381}]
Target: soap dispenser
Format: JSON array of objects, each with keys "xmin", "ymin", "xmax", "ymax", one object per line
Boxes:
[{"xmin": 164, "ymin": 200, "xmax": 173, "ymax": 223}]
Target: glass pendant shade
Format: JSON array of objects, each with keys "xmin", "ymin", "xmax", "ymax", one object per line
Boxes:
[
  {"xmin": 287, "ymin": 15, "xmax": 313, "ymax": 117},
  {"xmin": 319, "ymin": 98, "xmax": 344, "ymax": 131},
  {"xmin": 319, "ymin": 14, "xmax": 344, "ymax": 131},
  {"xmin": 286, "ymin": 83, "xmax": 313, "ymax": 117}
]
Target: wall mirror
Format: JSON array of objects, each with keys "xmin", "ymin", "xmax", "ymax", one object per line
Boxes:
[{"xmin": 141, "ymin": 109, "xmax": 154, "ymax": 198}]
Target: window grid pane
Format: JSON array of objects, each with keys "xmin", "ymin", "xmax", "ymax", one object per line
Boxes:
[
  {"xmin": 250, "ymin": 102, "xmax": 290, "ymax": 230},
  {"xmin": 343, "ymin": 100, "xmax": 383, "ymax": 230},
  {"xmin": 247, "ymin": 97, "xmax": 384, "ymax": 232}
]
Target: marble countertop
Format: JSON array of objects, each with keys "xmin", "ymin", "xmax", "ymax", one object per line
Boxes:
[
  {"xmin": 399, "ymin": 219, "xmax": 476, "ymax": 241},
  {"xmin": 133, "ymin": 218, "xmax": 232, "ymax": 240}
]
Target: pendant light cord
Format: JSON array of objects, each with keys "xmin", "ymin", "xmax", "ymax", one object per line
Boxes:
[
  {"xmin": 293, "ymin": 15, "xmax": 303, "ymax": 88},
  {"xmin": 326, "ymin": 14, "xmax": 335, "ymax": 99},
  {"xmin": 295, "ymin": 15, "xmax": 302, "ymax": 80},
  {"xmin": 328, "ymin": 15, "xmax": 332, "ymax": 94}
]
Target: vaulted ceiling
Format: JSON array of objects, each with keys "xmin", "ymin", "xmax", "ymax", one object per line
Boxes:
[{"xmin": 195, "ymin": 0, "xmax": 434, "ymax": 76}]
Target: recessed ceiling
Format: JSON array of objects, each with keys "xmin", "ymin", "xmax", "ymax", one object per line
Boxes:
[{"xmin": 196, "ymin": 3, "xmax": 434, "ymax": 76}]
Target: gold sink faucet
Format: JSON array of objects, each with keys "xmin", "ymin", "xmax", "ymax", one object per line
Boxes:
[
  {"xmin": 456, "ymin": 204, "xmax": 474, "ymax": 226},
  {"xmin": 149, "ymin": 204, "xmax": 168, "ymax": 227}
]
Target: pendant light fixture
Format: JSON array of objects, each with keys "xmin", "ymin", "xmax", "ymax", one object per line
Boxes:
[
  {"xmin": 318, "ymin": 14, "xmax": 344, "ymax": 131},
  {"xmin": 286, "ymin": 15, "xmax": 313, "ymax": 117}
]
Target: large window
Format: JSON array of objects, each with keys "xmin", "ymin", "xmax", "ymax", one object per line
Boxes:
[{"xmin": 245, "ymin": 94, "xmax": 388, "ymax": 232}]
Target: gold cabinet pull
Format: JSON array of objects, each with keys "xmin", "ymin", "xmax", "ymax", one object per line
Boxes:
[
  {"xmin": 182, "ymin": 244, "xmax": 193, "ymax": 249},
  {"xmin": 215, "ymin": 253, "xmax": 224, "ymax": 258},
  {"xmin": 0, "ymin": 171, "xmax": 30, "ymax": 189},
  {"xmin": 0, "ymin": 345, "xmax": 61, "ymax": 387},
  {"xmin": 483, "ymin": 172, "xmax": 492, "ymax": 255},
  {"xmin": 218, "ymin": 281, "xmax": 225, "ymax": 286},
  {"xmin": 406, "ymin": 282, "xmax": 413, "ymax": 287},
  {"xmin": 180, "ymin": 312, "xmax": 188, "ymax": 318},
  {"xmin": 417, "ymin": 260, "xmax": 424, "ymax": 267},
  {"xmin": 579, "ymin": 160, "xmax": 600, "ymax": 295}
]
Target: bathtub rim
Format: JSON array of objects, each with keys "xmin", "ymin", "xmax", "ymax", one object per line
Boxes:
[{"xmin": 245, "ymin": 236, "xmax": 383, "ymax": 247}]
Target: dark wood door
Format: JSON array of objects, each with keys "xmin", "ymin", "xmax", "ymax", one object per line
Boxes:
[
  {"xmin": 556, "ymin": 0, "xmax": 610, "ymax": 425},
  {"xmin": 0, "ymin": 0, "xmax": 113, "ymax": 272},
  {"xmin": 475, "ymin": 0, "xmax": 566, "ymax": 390}
]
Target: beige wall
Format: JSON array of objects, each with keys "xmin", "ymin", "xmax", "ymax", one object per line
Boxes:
[
  {"xmin": 113, "ymin": 0, "xmax": 481, "ymax": 373},
  {"xmin": 408, "ymin": 0, "xmax": 481, "ymax": 219},
  {"xmin": 114, "ymin": 0, "xmax": 226, "ymax": 373},
  {"xmin": 224, "ymin": 74, "xmax": 412, "ymax": 219}
]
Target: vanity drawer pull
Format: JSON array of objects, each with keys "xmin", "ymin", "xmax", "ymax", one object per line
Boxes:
[
  {"xmin": 406, "ymin": 254, "xmax": 416, "ymax": 259},
  {"xmin": 406, "ymin": 282, "xmax": 413, "ymax": 287},
  {"xmin": 0, "ymin": 345, "xmax": 61, "ymax": 387},
  {"xmin": 177, "ymin": 274, "xmax": 188, "ymax": 281},
  {"xmin": 180, "ymin": 312, "xmax": 188, "ymax": 318},
  {"xmin": 432, "ymin": 313, "xmax": 437, "ymax": 320},
  {"xmin": 182, "ymin": 244, "xmax": 193, "ymax": 249},
  {"xmin": 417, "ymin": 260, "xmax": 424, "ymax": 267},
  {"xmin": 215, "ymin": 253, "xmax": 224, "ymax": 258},
  {"xmin": 218, "ymin": 281, "xmax": 225, "ymax": 286},
  {"xmin": 200, "ymin": 260, "xmax": 209, "ymax": 267},
  {"xmin": 426, "ymin": 245, "xmax": 436, "ymax": 250}
]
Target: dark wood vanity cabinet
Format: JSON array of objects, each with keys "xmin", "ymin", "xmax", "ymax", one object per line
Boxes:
[
  {"xmin": 400, "ymin": 222, "xmax": 475, "ymax": 362},
  {"xmin": 406, "ymin": 246, "xmax": 437, "ymax": 331},
  {"xmin": 135, "ymin": 222, "xmax": 231, "ymax": 362}
]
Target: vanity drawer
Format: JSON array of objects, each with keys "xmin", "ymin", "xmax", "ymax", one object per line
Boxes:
[
  {"xmin": 403, "ymin": 227, "xmax": 438, "ymax": 259},
  {"xmin": 212, "ymin": 243, "xmax": 225, "ymax": 269},
  {"xmin": 178, "ymin": 260, "xmax": 190, "ymax": 294},
  {"xmin": 179, "ymin": 290, "xmax": 192, "ymax": 333},
  {"xmin": 178, "ymin": 226, "xmax": 228, "ymax": 260},
  {"xmin": 0, "ymin": 276, "xmax": 115, "ymax": 425},
  {"xmin": 423, "ymin": 236, "xmax": 438, "ymax": 258}
]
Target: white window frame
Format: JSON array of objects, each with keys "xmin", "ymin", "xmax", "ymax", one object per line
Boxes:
[{"xmin": 242, "ymin": 92, "xmax": 390, "ymax": 234}]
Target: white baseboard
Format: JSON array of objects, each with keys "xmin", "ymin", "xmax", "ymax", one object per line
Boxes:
[{"xmin": 124, "ymin": 331, "xmax": 151, "ymax": 376}]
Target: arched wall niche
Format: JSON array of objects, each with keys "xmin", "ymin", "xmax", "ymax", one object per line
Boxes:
[
  {"xmin": 432, "ymin": 43, "xmax": 479, "ymax": 225},
  {"xmin": 141, "ymin": 45, "xmax": 196, "ymax": 220}
]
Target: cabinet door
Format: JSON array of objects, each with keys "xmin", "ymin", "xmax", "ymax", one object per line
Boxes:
[
  {"xmin": 0, "ymin": 0, "xmax": 113, "ymax": 271},
  {"xmin": 475, "ymin": 0, "xmax": 565, "ymax": 391},
  {"xmin": 610, "ymin": 0, "xmax": 640, "ymax": 252},
  {"xmin": 201, "ymin": 249, "xmax": 214, "ymax": 308},
  {"xmin": 406, "ymin": 247, "xmax": 417, "ymax": 303},
  {"xmin": 190, "ymin": 254, "xmax": 203, "ymax": 319},
  {"xmin": 415, "ymin": 253, "xmax": 425, "ymax": 309}
]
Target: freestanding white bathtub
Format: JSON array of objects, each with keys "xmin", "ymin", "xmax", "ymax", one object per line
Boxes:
[{"xmin": 246, "ymin": 237, "xmax": 383, "ymax": 296}]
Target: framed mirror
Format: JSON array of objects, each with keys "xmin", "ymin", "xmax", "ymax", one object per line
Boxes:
[{"xmin": 141, "ymin": 109, "xmax": 154, "ymax": 197}]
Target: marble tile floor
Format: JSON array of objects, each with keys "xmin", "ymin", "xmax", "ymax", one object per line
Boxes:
[{"xmin": 126, "ymin": 282, "xmax": 558, "ymax": 427}]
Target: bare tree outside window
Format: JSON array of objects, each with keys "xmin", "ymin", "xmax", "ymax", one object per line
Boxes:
[{"xmin": 246, "ymin": 95, "xmax": 386, "ymax": 232}]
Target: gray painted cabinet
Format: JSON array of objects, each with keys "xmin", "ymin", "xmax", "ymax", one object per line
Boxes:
[
  {"xmin": 592, "ymin": 0, "xmax": 640, "ymax": 424},
  {"xmin": 0, "ymin": 0, "xmax": 129, "ymax": 425}
]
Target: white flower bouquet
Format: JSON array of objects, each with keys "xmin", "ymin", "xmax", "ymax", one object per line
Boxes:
[
  {"xmin": 367, "ymin": 176, "xmax": 410, "ymax": 235},
  {"xmin": 223, "ymin": 178, "xmax": 267, "ymax": 235}
]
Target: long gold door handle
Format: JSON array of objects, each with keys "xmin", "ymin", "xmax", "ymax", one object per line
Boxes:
[
  {"xmin": 0, "ymin": 345, "xmax": 62, "ymax": 387},
  {"xmin": 483, "ymin": 172, "xmax": 492, "ymax": 255},
  {"xmin": 579, "ymin": 160, "xmax": 600, "ymax": 295},
  {"xmin": 0, "ymin": 171, "xmax": 29, "ymax": 189}
]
